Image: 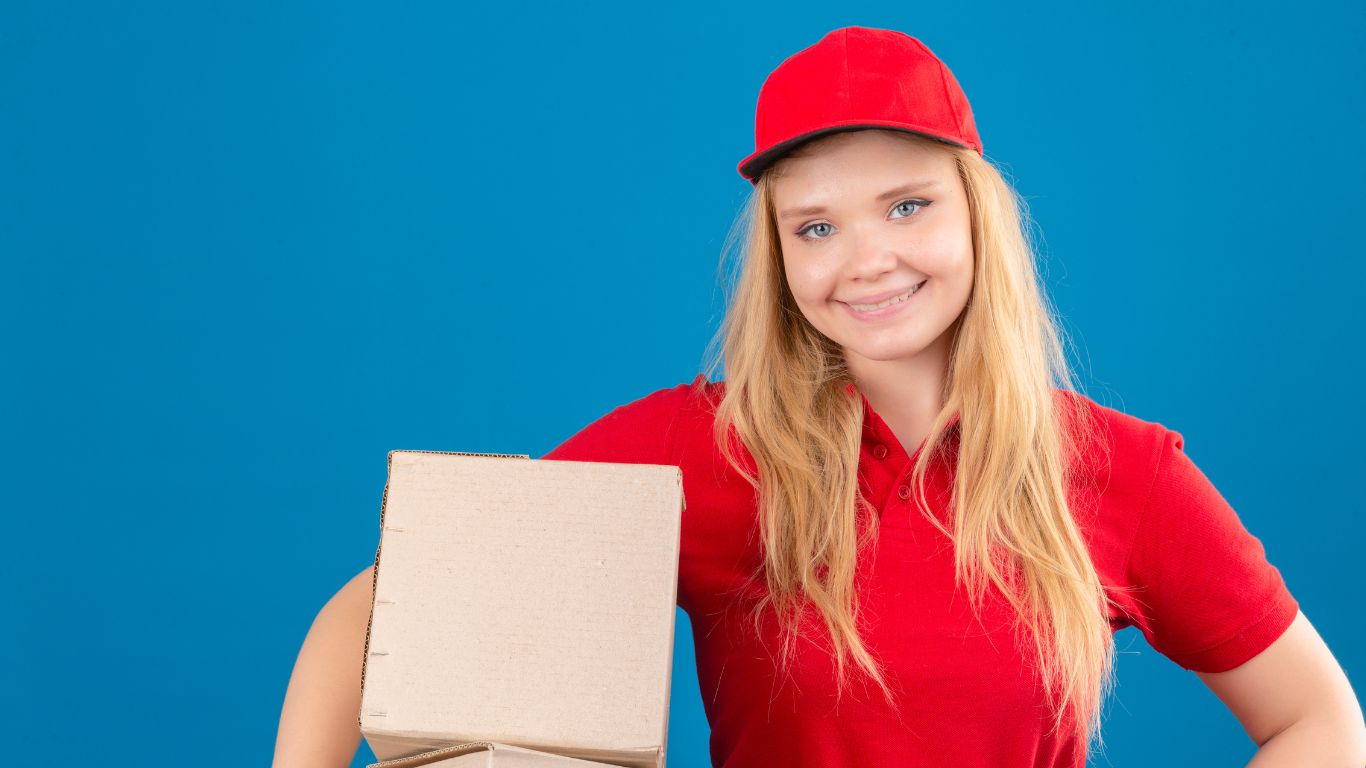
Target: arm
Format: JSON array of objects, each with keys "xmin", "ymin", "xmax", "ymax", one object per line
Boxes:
[
  {"xmin": 272, "ymin": 565, "xmax": 376, "ymax": 768},
  {"xmin": 1193, "ymin": 610, "xmax": 1366, "ymax": 767}
]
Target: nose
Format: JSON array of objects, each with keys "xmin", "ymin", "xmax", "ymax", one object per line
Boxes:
[{"xmin": 845, "ymin": 228, "xmax": 900, "ymax": 281}]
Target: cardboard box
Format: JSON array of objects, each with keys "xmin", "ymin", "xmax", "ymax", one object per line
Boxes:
[{"xmin": 359, "ymin": 450, "xmax": 685, "ymax": 768}]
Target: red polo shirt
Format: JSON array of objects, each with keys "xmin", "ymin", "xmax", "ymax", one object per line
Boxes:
[{"xmin": 540, "ymin": 375, "xmax": 1298, "ymax": 767}]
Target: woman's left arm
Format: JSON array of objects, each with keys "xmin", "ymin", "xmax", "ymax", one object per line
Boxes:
[{"xmin": 1194, "ymin": 609, "xmax": 1366, "ymax": 767}]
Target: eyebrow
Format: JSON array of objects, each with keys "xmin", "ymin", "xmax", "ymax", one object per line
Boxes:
[{"xmin": 778, "ymin": 180, "xmax": 942, "ymax": 220}]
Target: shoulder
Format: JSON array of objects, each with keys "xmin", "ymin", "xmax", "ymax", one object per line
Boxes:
[
  {"xmin": 1058, "ymin": 387, "xmax": 1172, "ymax": 456},
  {"xmin": 538, "ymin": 374, "xmax": 721, "ymax": 465},
  {"xmin": 1054, "ymin": 388, "xmax": 1179, "ymax": 500},
  {"xmin": 608, "ymin": 373, "xmax": 722, "ymax": 424}
]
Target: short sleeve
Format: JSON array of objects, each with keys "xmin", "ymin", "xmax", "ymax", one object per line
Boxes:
[
  {"xmin": 538, "ymin": 381, "xmax": 695, "ymax": 466},
  {"xmin": 1123, "ymin": 427, "xmax": 1299, "ymax": 673}
]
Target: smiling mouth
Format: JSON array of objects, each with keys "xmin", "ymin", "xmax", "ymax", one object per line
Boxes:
[{"xmin": 844, "ymin": 280, "xmax": 927, "ymax": 312}]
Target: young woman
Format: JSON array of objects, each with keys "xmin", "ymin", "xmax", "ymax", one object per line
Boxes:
[{"xmin": 274, "ymin": 26, "xmax": 1365, "ymax": 768}]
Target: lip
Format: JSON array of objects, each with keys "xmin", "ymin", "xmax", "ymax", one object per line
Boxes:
[
  {"xmin": 843, "ymin": 282, "xmax": 927, "ymax": 306},
  {"xmin": 839, "ymin": 280, "xmax": 927, "ymax": 321}
]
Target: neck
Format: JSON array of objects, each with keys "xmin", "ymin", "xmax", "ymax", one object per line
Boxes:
[{"xmin": 844, "ymin": 325, "xmax": 954, "ymax": 457}]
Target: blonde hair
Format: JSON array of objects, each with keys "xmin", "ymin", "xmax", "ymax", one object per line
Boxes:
[{"xmin": 697, "ymin": 130, "xmax": 1122, "ymax": 758}]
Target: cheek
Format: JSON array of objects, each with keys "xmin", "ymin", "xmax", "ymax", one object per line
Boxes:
[
  {"xmin": 782, "ymin": 253, "xmax": 840, "ymax": 303},
  {"xmin": 918, "ymin": 224, "xmax": 974, "ymax": 278}
]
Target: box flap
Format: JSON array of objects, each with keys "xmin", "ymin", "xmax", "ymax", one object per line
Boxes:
[{"xmin": 367, "ymin": 740, "xmax": 627, "ymax": 768}]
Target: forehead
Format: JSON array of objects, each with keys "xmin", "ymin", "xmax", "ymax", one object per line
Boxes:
[{"xmin": 770, "ymin": 131, "xmax": 956, "ymax": 203}]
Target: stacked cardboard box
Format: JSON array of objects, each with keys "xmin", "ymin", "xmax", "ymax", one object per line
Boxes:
[{"xmin": 358, "ymin": 450, "xmax": 685, "ymax": 768}]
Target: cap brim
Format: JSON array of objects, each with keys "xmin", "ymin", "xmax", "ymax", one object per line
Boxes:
[{"xmin": 737, "ymin": 122, "xmax": 973, "ymax": 183}]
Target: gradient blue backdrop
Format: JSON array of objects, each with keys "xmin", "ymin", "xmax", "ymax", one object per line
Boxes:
[{"xmin": 3, "ymin": 2, "xmax": 1362, "ymax": 766}]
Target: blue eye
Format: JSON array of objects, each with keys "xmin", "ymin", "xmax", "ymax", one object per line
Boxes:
[
  {"xmin": 891, "ymin": 199, "xmax": 928, "ymax": 218},
  {"xmin": 797, "ymin": 222, "xmax": 835, "ymax": 240},
  {"xmin": 794, "ymin": 198, "xmax": 932, "ymax": 242}
]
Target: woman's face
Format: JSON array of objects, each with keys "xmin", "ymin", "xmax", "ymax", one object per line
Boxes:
[{"xmin": 770, "ymin": 130, "xmax": 974, "ymax": 368}]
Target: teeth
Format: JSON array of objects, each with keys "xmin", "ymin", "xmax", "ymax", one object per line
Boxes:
[{"xmin": 849, "ymin": 281, "xmax": 925, "ymax": 311}]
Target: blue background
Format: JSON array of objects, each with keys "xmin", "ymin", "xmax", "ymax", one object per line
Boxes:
[{"xmin": 3, "ymin": 2, "xmax": 1362, "ymax": 766}]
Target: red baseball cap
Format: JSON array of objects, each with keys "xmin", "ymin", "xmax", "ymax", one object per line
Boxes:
[{"xmin": 737, "ymin": 26, "xmax": 983, "ymax": 184}]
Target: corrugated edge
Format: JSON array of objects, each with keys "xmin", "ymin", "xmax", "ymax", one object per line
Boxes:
[
  {"xmin": 357, "ymin": 451, "xmax": 392, "ymax": 732},
  {"xmin": 389, "ymin": 449, "xmax": 532, "ymax": 461}
]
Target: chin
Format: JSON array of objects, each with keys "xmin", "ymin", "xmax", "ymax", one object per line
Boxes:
[
  {"xmin": 835, "ymin": 333, "xmax": 929, "ymax": 363},
  {"xmin": 847, "ymin": 345, "xmax": 929, "ymax": 364}
]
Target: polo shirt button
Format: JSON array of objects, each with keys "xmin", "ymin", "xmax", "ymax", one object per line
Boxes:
[
  {"xmin": 872, "ymin": 444, "xmax": 888, "ymax": 460},
  {"xmin": 897, "ymin": 484, "xmax": 911, "ymax": 500}
]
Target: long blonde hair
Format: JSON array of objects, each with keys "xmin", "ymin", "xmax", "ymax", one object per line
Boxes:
[{"xmin": 697, "ymin": 130, "xmax": 1121, "ymax": 757}]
